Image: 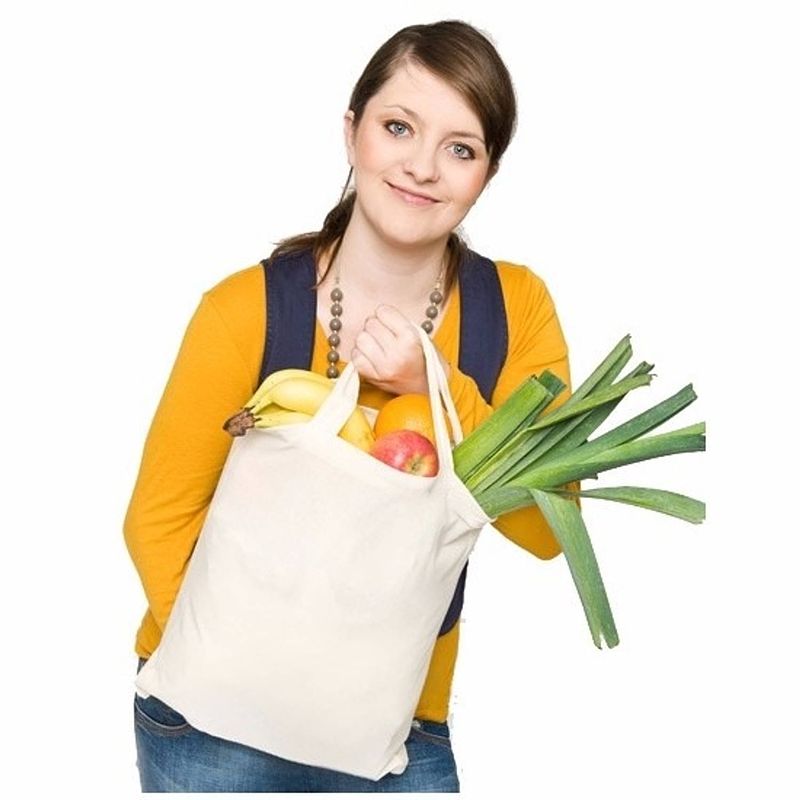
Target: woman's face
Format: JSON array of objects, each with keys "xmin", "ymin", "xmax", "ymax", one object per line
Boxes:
[{"xmin": 344, "ymin": 61, "xmax": 494, "ymax": 249}]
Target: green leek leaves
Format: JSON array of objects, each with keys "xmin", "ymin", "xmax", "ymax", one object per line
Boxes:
[{"xmin": 453, "ymin": 334, "xmax": 706, "ymax": 649}]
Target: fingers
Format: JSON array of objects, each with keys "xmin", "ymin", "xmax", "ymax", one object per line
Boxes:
[
  {"xmin": 351, "ymin": 329, "xmax": 382, "ymax": 378},
  {"xmin": 359, "ymin": 315, "xmax": 392, "ymax": 356},
  {"xmin": 350, "ymin": 345, "xmax": 378, "ymax": 381},
  {"xmin": 351, "ymin": 305, "xmax": 425, "ymax": 392},
  {"xmin": 373, "ymin": 304, "xmax": 414, "ymax": 335}
]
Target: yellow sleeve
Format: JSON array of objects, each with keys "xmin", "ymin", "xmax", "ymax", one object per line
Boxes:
[
  {"xmin": 446, "ymin": 263, "xmax": 580, "ymax": 560},
  {"xmin": 123, "ymin": 291, "xmax": 256, "ymax": 633}
]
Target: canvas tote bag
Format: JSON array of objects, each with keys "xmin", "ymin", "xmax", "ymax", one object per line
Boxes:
[{"xmin": 134, "ymin": 324, "xmax": 496, "ymax": 781}]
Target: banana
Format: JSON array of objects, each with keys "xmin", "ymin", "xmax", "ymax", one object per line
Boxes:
[
  {"xmin": 245, "ymin": 368, "xmax": 333, "ymax": 415},
  {"xmin": 227, "ymin": 370, "xmax": 375, "ymax": 451},
  {"xmin": 269, "ymin": 374, "xmax": 334, "ymax": 416},
  {"xmin": 225, "ymin": 372, "xmax": 327, "ymax": 437},
  {"xmin": 340, "ymin": 413, "xmax": 376, "ymax": 452},
  {"xmin": 252, "ymin": 401, "xmax": 282, "ymax": 416},
  {"xmin": 225, "ymin": 403, "xmax": 312, "ymax": 436},
  {"xmin": 269, "ymin": 376, "xmax": 375, "ymax": 451},
  {"xmin": 253, "ymin": 409, "xmax": 314, "ymax": 428}
]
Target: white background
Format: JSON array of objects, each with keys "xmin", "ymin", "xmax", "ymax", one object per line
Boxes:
[{"xmin": 1, "ymin": 1, "xmax": 796, "ymax": 797}]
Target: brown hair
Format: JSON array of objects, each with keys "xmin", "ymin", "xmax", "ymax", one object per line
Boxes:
[{"xmin": 264, "ymin": 19, "xmax": 518, "ymax": 301}]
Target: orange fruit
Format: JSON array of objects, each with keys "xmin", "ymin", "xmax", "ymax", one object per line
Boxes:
[{"xmin": 373, "ymin": 393, "xmax": 452, "ymax": 444}]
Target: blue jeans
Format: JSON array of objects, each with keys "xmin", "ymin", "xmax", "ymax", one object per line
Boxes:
[{"xmin": 133, "ymin": 657, "xmax": 460, "ymax": 792}]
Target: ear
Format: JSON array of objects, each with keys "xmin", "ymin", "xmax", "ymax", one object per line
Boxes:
[{"xmin": 343, "ymin": 110, "xmax": 356, "ymax": 167}]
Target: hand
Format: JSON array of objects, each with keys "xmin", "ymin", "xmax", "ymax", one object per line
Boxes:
[{"xmin": 351, "ymin": 304, "xmax": 438, "ymax": 395}]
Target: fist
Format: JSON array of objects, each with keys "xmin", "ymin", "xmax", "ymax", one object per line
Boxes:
[{"xmin": 350, "ymin": 304, "xmax": 442, "ymax": 395}]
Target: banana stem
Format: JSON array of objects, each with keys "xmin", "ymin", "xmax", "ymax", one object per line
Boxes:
[{"xmin": 222, "ymin": 408, "xmax": 256, "ymax": 437}]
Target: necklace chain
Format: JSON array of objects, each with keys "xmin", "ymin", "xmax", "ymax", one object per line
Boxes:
[{"xmin": 324, "ymin": 258, "xmax": 445, "ymax": 379}]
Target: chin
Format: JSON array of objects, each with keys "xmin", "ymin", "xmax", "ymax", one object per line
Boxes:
[{"xmin": 357, "ymin": 192, "xmax": 451, "ymax": 246}]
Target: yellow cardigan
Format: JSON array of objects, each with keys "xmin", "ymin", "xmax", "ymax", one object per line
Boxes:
[{"xmin": 123, "ymin": 258, "xmax": 579, "ymax": 722}]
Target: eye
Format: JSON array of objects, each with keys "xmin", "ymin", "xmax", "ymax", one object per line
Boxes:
[
  {"xmin": 385, "ymin": 120, "xmax": 410, "ymax": 137},
  {"xmin": 451, "ymin": 143, "xmax": 476, "ymax": 160},
  {"xmin": 384, "ymin": 120, "xmax": 476, "ymax": 161}
]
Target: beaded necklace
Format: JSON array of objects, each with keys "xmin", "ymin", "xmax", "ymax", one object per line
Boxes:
[{"xmin": 324, "ymin": 255, "xmax": 445, "ymax": 379}]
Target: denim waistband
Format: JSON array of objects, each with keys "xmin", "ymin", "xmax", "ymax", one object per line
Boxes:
[{"xmin": 412, "ymin": 717, "xmax": 451, "ymax": 736}]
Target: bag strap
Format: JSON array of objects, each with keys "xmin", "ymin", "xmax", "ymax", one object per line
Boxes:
[
  {"xmin": 455, "ymin": 248, "xmax": 509, "ymax": 404},
  {"xmin": 309, "ymin": 325, "xmax": 467, "ymax": 476},
  {"xmin": 259, "ymin": 249, "xmax": 318, "ymax": 381},
  {"xmin": 258, "ymin": 246, "xmax": 508, "ymax": 401},
  {"xmin": 259, "ymin": 245, "xmax": 509, "ymax": 637}
]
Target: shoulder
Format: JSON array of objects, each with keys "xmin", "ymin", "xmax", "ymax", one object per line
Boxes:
[
  {"xmin": 196, "ymin": 263, "xmax": 266, "ymax": 373},
  {"xmin": 462, "ymin": 253, "xmax": 549, "ymax": 307},
  {"xmin": 199, "ymin": 262, "xmax": 266, "ymax": 340},
  {"xmin": 493, "ymin": 258, "xmax": 548, "ymax": 296},
  {"xmin": 202, "ymin": 262, "xmax": 265, "ymax": 314},
  {"xmin": 488, "ymin": 259, "xmax": 555, "ymax": 323},
  {"xmin": 490, "ymin": 259, "xmax": 568, "ymax": 359}
]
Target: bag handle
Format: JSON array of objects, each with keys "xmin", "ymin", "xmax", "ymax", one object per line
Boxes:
[{"xmin": 307, "ymin": 326, "xmax": 464, "ymax": 474}]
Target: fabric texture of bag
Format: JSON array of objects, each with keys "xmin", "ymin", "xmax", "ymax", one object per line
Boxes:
[
  {"xmin": 259, "ymin": 246, "xmax": 509, "ymax": 640},
  {"xmin": 134, "ymin": 325, "xmax": 496, "ymax": 781}
]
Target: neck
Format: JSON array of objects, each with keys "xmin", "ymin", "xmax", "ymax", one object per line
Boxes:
[{"xmin": 320, "ymin": 210, "xmax": 448, "ymax": 306}]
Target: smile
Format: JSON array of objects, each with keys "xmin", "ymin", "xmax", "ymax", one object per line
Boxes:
[{"xmin": 387, "ymin": 182, "xmax": 440, "ymax": 207}]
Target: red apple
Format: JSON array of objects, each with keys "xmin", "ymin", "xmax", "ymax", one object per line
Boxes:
[{"xmin": 369, "ymin": 429, "xmax": 439, "ymax": 476}]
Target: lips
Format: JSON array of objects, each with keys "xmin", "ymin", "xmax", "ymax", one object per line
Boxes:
[{"xmin": 387, "ymin": 182, "xmax": 439, "ymax": 203}]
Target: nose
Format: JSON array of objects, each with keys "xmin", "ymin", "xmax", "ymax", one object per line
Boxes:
[{"xmin": 402, "ymin": 140, "xmax": 440, "ymax": 185}]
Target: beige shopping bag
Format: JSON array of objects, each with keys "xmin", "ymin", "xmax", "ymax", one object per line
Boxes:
[{"xmin": 134, "ymin": 325, "xmax": 495, "ymax": 781}]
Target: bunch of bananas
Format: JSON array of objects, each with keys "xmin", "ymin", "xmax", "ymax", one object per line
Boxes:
[{"xmin": 222, "ymin": 368, "xmax": 375, "ymax": 451}]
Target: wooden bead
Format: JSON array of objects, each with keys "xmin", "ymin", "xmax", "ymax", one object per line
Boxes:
[{"xmin": 325, "ymin": 266, "xmax": 442, "ymax": 376}]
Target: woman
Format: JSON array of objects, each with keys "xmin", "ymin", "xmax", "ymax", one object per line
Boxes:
[{"xmin": 125, "ymin": 19, "xmax": 577, "ymax": 792}]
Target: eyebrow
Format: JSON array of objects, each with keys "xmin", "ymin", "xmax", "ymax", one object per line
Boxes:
[{"xmin": 382, "ymin": 104, "xmax": 486, "ymax": 146}]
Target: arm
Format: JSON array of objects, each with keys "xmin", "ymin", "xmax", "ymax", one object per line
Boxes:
[
  {"xmin": 445, "ymin": 265, "xmax": 580, "ymax": 560},
  {"xmin": 123, "ymin": 292, "xmax": 255, "ymax": 633}
]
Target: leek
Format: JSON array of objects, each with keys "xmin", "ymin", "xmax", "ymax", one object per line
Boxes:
[{"xmin": 453, "ymin": 334, "xmax": 706, "ymax": 650}]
